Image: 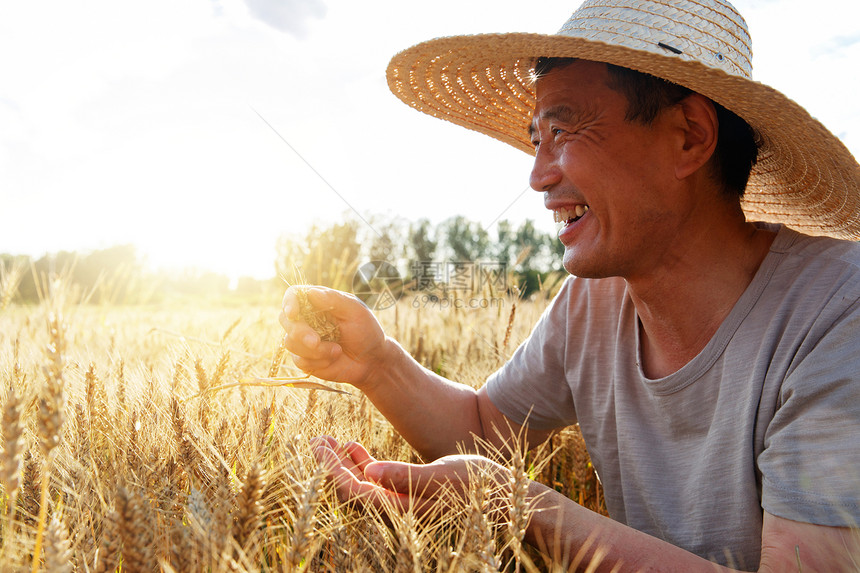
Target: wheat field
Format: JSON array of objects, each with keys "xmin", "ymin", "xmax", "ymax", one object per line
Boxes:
[{"xmin": 0, "ymin": 273, "xmax": 605, "ymax": 572}]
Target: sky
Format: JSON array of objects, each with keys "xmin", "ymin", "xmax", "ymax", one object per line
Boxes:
[{"xmin": 1, "ymin": 0, "xmax": 857, "ymax": 280}]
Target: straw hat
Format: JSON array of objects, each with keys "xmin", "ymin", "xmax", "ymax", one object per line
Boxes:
[{"xmin": 386, "ymin": 0, "xmax": 859, "ymax": 239}]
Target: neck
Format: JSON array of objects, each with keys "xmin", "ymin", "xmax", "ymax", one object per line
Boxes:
[{"xmin": 628, "ymin": 218, "xmax": 776, "ymax": 379}]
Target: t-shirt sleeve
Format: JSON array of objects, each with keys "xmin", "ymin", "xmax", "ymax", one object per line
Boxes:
[
  {"xmin": 758, "ymin": 297, "xmax": 860, "ymax": 527},
  {"xmin": 486, "ymin": 278, "xmax": 578, "ymax": 431}
]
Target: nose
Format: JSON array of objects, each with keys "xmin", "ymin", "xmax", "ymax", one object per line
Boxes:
[{"xmin": 529, "ymin": 145, "xmax": 561, "ymax": 192}]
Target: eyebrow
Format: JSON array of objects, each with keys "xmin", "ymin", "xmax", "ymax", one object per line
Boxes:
[{"xmin": 528, "ymin": 104, "xmax": 582, "ymax": 139}]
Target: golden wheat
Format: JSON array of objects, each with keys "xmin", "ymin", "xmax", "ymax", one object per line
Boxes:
[{"xmin": 0, "ymin": 275, "xmax": 611, "ymax": 572}]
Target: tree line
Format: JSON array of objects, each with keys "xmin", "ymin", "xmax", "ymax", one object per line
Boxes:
[
  {"xmin": 1, "ymin": 215, "xmax": 565, "ymax": 305},
  {"xmin": 276, "ymin": 215, "xmax": 565, "ymax": 297},
  {"xmin": 0, "ymin": 245, "xmax": 245, "ymax": 306}
]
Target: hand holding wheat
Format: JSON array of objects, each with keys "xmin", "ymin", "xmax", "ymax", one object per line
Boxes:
[{"xmin": 280, "ymin": 286, "xmax": 389, "ymax": 390}]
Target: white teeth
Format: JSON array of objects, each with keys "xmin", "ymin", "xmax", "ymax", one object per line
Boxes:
[{"xmin": 553, "ymin": 205, "xmax": 589, "ymax": 223}]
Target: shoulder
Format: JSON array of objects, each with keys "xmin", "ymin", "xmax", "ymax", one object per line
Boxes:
[
  {"xmin": 771, "ymin": 225, "xmax": 860, "ymax": 271},
  {"xmin": 515, "ymin": 274, "xmax": 631, "ymax": 357},
  {"xmin": 760, "ymin": 225, "xmax": 860, "ymax": 308}
]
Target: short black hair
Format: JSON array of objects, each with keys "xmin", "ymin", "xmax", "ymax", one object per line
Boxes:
[{"xmin": 533, "ymin": 57, "xmax": 759, "ymax": 197}]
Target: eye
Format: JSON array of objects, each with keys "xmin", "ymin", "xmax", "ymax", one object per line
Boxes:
[{"xmin": 551, "ymin": 127, "xmax": 567, "ymax": 138}]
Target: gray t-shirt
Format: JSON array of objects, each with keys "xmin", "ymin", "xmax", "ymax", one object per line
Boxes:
[{"xmin": 486, "ymin": 225, "xmax": 860, "ymax": 569}]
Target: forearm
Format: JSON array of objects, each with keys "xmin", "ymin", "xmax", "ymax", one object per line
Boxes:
[
  {"xmin": 526, "ymin": 481, "xmax": 734, "ymax": 572},
  {"xmin": 361, "ymin": 336, "xmax": 484, "ymax": 460}
]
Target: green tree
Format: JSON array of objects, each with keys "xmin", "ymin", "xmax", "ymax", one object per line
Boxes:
[
  {"xmin": 275, "ymin": 219, "xmax": 361, "ymax": 290},
  {"xmin": 513, "ymin": 219, "xmax": 543, "ymax": 271},
  {"xmin": 78, "ymin": 244, "xmax": 142, "ymax": 304},
  {"xmin": 440, "ymin": 215, "xmax": 490, "ymax": 262},
  {"xmin": 406, "ymin": 218, "xmax": 439, "ymax": 291},
  {"xmin": 408, "ymin": 218, "xmax": 438, "ymax": 264},
  {"xmin": 18, "ymin": 251, "xmax": 77, "ymax": 303},
  {"xmin": 367, "ymin": 218, "xmax": 406, "ymax": 264},
  {"xmin": 545, "ymin": 228, "xmax": 565, "ymax": 271},
  {"xmin": 494, "ymin": 220, "xmax": 516, "ymax": 266}
]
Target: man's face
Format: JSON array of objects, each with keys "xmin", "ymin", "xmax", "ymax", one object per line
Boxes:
[{"xmin": 530, "ymin": 60, "xmax": 683, "ymax": 280}]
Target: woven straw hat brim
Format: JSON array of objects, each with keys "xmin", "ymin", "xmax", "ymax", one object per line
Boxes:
[{"xmin": 387, "ymin": 33, "xmax": 860, "ymax": 240}]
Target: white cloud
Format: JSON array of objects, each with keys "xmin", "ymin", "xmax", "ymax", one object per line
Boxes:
[{"xmin": 242, "ymin": 0, "xmax": 326, "ymax": 37}]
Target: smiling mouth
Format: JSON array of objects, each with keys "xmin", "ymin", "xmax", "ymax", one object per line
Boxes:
[{"xmin": 553, "ymin": 205, "xmax": 589, "ymax": 226}]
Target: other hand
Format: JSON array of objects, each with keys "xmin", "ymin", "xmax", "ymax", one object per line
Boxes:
[{"xmin": 310, "ymin": 436, "xmax": 512, "ymax": 519}]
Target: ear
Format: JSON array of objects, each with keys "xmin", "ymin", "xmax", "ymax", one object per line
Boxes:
[{"xmin": 673, "ymin": 93, "xmax": 718, "ymax": 181}]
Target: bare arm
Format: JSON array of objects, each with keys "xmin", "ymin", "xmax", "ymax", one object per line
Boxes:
[
  {"xmin": 354, "ymin": 334, "xmax": 486, "ymax": 459},
  {"xmin": 313, "ymin": 437, "xmax": 860, "ymax": 572},
  {"xmin": 281, "ymin": 286, "xmax": 551, "ymax": 460},
  {"xmin": 758, "ymin": 512, "xmax": 860, "ymax": 573},
  {"xmin": 528, "ymin": 486, "xmax": 860, "ymax": 572}
]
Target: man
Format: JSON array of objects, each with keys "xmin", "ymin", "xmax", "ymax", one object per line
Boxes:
[{"xmin": 281, "ymin": 0, "xmax": 860, "ymax": 569}]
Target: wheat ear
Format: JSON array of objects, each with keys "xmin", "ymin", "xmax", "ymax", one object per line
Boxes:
[
  {"xmin": 286, "ymin": 465, "xmax": 324, "ymax": 571},
  {"xmin": 508, "ymin": 445, "xmax": 541, "ymax": 573},
  {"xmin": 1, "ymin": 382, "xmax": 25, "ymax": 564},
  {"xmin": 233, "ymin": 462, "xmax": 265, "ymax": 552},
  {"xmin": 503, "ymin": 299, "xmax": 517, "ymax": 351},
  {"xmin": 295, "ymin": 286, "xmax": 340, "ymax": 342},
  {"xmin": 115, "ymin": 485, "xmax": 155, "ymax": 573},
  {"xmin": 464, "ymin": 474, "xmax": 502, "ymax": 573},
  {"xmin": 0, "ymin": 259, "xmax": 25, "ymax": 311},
  {"xmin": 32, "ymin": 311, "xmax": 68, "ymax": 573},
  {"xmin": 393, "ymin": 510, "xmax": 423, "ymax": 573},
  {"xmin": 44, "ymin": 509, "xmax": 73, "ymax": 573}
]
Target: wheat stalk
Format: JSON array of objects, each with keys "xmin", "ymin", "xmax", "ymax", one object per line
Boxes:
[
  {"xmin": 32, "ymin": 310, "xmax": 69, "ymax": 573},
  {"xmin": 0, "ymin": 259, "xmax": 25, "ymax": 311},
  {"xmin": 1, "ymin": 382, "xmax": 25, "ymax": 566},
  {"xmin": 1, "ymin": 383, "xmax": 24, "ymax": 512},
  {"xmin": 503, "ymin": 299, "xmax": 517, "ymax": 351},
  {"xmin": 182, "ymin": 375, "xmax": 349, "ymax": 402}
]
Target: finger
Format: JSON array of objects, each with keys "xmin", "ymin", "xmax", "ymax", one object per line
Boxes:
[
  {"xmin": 279, "ymin": 304, "xmax": 309, "ymax": 333},
  {"xmin": 360, "ymin": 461, "xmax": 442, "ymax": 518},
  {"xmin": 314, "ymin": 444, "xmax": 408, "ymax": 509},
  {"xmin": 305, "ymin": 286, "xmax": 354, "ymax": 312},
  {"xmin": 283, "ymin": 318, "xmax": 321, "ymax": 348},
  {"xmin": 288, "ymin": 349, "xmax": 346, "ymax": 378},
  {"xmin": 312, "ymin": 439, "xmax": 366, "ymax": 482},
  {"xmin": 363, "ymin": 461, "xmax": 430, "ymax": 494},
  {"xmin": 310, "ymin": 435, "xmax": 339, "ymax": 451},
  {"xmin": 312, "ymin": 442, "xmax": 357, "ymax": 488},
  {"xmin": 343, "ymin": 441, "xmax": 378, "ymax": 473},
  {"xmin": 283, "ymin": 326, "xmax": 344, "ymax": 365},
  {"xmin": 279, "ymin": 310, "xmax": 290, "ymax": 332},
  {"xmin": 281, "ymin": 288, "xmax": 300, "ymax": 320}
]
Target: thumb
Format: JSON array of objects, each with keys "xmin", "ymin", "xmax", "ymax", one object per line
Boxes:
[
  {"xmin": 308, "ymin": 286, "xmax": 363, "ymax": 314},
  {"xmin": 364, "ymin": 461, "xmax": 425, "ymax": 493}
]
